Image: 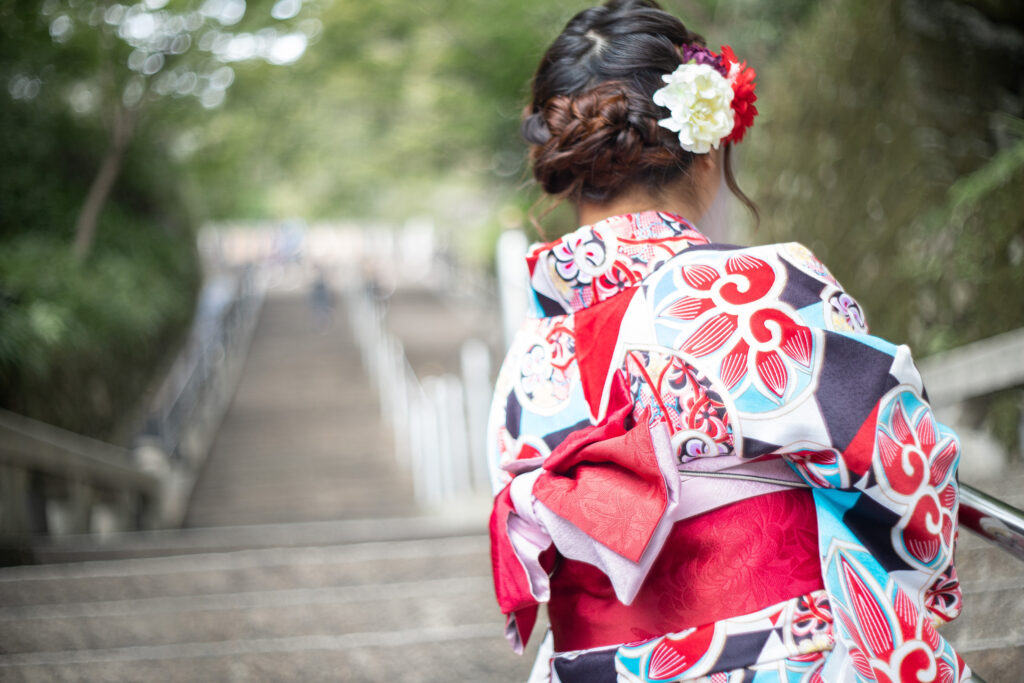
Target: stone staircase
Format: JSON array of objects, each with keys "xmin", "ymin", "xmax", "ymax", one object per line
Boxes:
[
  {"xmin": 1, "ymin": 493, "xmax": 1018, "ymax": 683},
  {"xmin": 0, "ymin": 286, "xmax": 541, "ymax": 681},
  {"xmin": 0, "ymin": 525, "xmax": 544, "ymax": 681}
]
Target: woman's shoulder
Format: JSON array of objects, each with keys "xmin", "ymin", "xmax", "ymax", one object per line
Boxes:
[
  {"xmin": 641, "ymin": 239, "xmax": 870, "ymax": 336},
  {"xmin": 660, "ymin": 239, "xmax": 840, "ymax": 283}
]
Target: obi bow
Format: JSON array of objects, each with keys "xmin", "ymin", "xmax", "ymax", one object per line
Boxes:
[{"xmin": 489, "ymin": 375, "xmax": 681, "ymax": 651}]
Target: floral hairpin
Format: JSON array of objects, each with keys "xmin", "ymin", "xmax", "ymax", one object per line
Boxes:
[{"xmin": 652, "ymin": 44, "xmax": 758, "ymax": 154}]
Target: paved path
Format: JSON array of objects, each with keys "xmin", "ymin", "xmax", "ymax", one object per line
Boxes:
[
  {"xmin": 185, "ymin": 289, "xmax": 417, "ymax": 527},
  {"xmin": 384, "ymin": 285, "xmax": 502, "ymax": 379}
]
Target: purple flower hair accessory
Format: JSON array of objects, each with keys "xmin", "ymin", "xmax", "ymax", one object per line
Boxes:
[{"xmin": 679, "ymin": 44, "xmax": 727, "ymax": 77}]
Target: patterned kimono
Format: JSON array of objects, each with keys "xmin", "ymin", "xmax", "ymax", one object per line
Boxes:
[{"xmin": 487, "ymin": 211, "xmax": 969, "ymax": 682}]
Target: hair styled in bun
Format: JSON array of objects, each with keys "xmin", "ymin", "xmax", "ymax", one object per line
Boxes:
[{"xmin": 524, "ymin": 0, "xmax": 755, "ymax": 216}]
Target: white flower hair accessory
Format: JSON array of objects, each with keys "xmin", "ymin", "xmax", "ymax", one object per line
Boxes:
[
  {"xmin": 652, "ymin": 45, "xmax": 759, "ymax": 154},
  {"xmin": 653, "ymin": 63, "xmax": 734, "ymax": 154}
]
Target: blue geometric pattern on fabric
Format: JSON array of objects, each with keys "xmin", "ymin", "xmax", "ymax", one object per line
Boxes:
[
  {"xmin": 811, "ymin": 489, "xmax": 862, "ymax": 551},
  {"xmin": 832, "ymin": 328, "xmax": 899, "ymax": 356},
  {"xmin": 518, "ymin": 386, "xmax": 591, "ymax": 442},
  {"xmin": 734, "ymin": 384, "xmax": 791, "ymax": 413},
  {"xmin": 533, "ymin": 289, "xmax": 567, "ymax": 318},
  {"xmin": 796, "ymin": 303, "xmax": 828, "ymax": 330}
]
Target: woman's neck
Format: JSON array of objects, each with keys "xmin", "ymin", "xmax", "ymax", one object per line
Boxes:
[
  {"xmin": 577, "ymin": 191, "xmax": 702, "ymax": 227},
  {"xmin": 576, "ymin": 151, "xmax": 722, "ymax": 227}
]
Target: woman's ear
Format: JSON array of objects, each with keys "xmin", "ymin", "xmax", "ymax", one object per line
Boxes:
[
  {"xmin": 698, "ymin": 147, "xmax": 723, "ymax": 173},
  {"xmin": 696, "ymin": 149, "xmax": 723, "ymax": 195}
]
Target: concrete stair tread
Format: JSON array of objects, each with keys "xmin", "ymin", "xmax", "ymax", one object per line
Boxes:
[
  {"xmin": 2, "ymin": 535, "xmax": 490, "ymax": 605},
  {"xmin": 0, "ymin": 582, "xmax": 496, "ymax": 654},
  {"xmin": 0, "ymin": 532, "xmax": 537, "ymax": 681},
  {"xmin": 26, "ymin": 512, "xmax": 487, "ymax": 560},
  {"xmin": 0, "ymin": 626, "xmax": 542, "ymax": 682},
  {"xmin": 183, "ymin": 291, "xmax": 408, "ymax": 529}
]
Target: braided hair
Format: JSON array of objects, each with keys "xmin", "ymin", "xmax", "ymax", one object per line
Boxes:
[{"xmin": 523, "ymin": 0, "xmax": 756, "ymax": 218}]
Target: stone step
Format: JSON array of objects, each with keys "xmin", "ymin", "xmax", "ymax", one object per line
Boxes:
[
  {"xmin": 0, "ymin": 536, "xmax": 490, "ymax": 607},
  {"xmin": 6, "ymin": 534, "xmax": 1021, "ymax": 681},
  {"xmin": 944, "ymin": 574, "xmax": 1024, "ymax": 644},
  {"xmin": 0, "ymin": 576, "xmax": 496, "ymax": 654},
  {"xmin": 0, "ymin": 626, "xmax": 539, "ymax": 682},
  {"xmin": 954, "ymin": 646, "xmax": 1024, "ymax": 683},
  {"xmin": 0, "ymin": 533, "xmax": 542, "ymax": 682},
  {"xmin": 27, "ymin": 512, "xmax": 487, "ymax": 563}
]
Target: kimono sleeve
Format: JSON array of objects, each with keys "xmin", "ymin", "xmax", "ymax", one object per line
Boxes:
[{"xmin": 758, "ymin": 251, "xmax": 969, "ymax": 680}]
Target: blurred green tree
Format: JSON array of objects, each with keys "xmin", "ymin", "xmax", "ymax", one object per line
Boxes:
[
  {"xmin": 5, "ymin": 0, "xmax": 322, "ymax": 258},
  {"xmin": 0, "ymin": 0, "xmax": 324, "ymax": 438}
]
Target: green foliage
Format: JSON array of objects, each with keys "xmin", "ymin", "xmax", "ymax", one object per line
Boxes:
[
  {"xmin": 0, "ymin": 216, "xmax": 199, "ymax": 441},
  {"xmin": 5, "ymin": 0, "xmax": 1022, "ymax": 444},
  {"xmin": 0, "ymin": 2, "xmax": 204, "ymax": 439},
  {"xmin": 915, "ymin": 133, "xmax": 1024, "ymax": 352},
  {"xmin": 183, "ymin": 1, "xmax": 647, "ymax": 223},
  {"xmin": 0, "ymin": 100, "xmax": 88, "ymax": 242}
]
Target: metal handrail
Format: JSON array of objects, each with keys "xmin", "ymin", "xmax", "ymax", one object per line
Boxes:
[
  {"xmin": 959, "ymin": 483, "xmax": 1024, "ymax": 561},
  {"xmin": 138, "ymin": 267, "xmax": 261, "ymax": 460}
]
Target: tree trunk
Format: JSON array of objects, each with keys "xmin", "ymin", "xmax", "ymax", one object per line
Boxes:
[{"xmin": 72, "ymin": 105, "xmax": 136, "ymax": 260}]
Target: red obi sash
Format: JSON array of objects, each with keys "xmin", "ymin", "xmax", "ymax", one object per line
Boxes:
[{"xmin": 547, "ymin": 489, "xmax": 823, "ymax": 652}]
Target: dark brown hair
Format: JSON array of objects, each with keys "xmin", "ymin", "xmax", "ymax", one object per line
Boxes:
[{"xmin": 523, "ymin": 0, "xmax": 757, "ymax": 219}]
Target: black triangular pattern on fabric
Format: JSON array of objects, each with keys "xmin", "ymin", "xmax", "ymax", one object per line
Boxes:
[
  {"xmin": 504, "ymin": 391, "xmax": 521, "ymax": 440},
  {"xmin": 779, "ymin": 260, "xmax": 828, "ymax": 310},
  {"xmin": 861, "ymin": 465, "xmax": 878, "ymax": 490},
  {"xmin": 842, "ymin": 492, "xmax": 914, "ymax": 573},
  {"xmin": 543, "ymin": 417, "xmax": 594, "ymax": 450},
  {"xmin": 814, "ymin": 334, "xmax": 899, "ymax": 452},
  {"xmin": 742, "ymin": 436, "xmax": 782, "ymax": 459},
  {"xmin": 552, "ymin": 649, "xmax": 618, "ymax": 683},
  {"xmin": 536, "ymin": 290, "xmax": 568, "ymax": 317},
  {"xmin": 711, "ymin": 629, "xmax": 774, "ymax": 672}
]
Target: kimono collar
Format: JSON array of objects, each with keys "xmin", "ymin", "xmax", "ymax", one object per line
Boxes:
[{"xmin": 525, "ymin": 211, "xmax": 709, "ymax": 317}]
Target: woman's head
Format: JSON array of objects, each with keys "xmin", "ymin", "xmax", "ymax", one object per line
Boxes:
[{"xmin": 523, "ymin": 0, "xmax": 756, "ymax": 219}]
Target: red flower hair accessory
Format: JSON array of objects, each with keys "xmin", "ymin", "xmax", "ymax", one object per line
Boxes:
[{"xmin": 720, "ymin": 45, "xmax": 758, "ymax": 144}]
